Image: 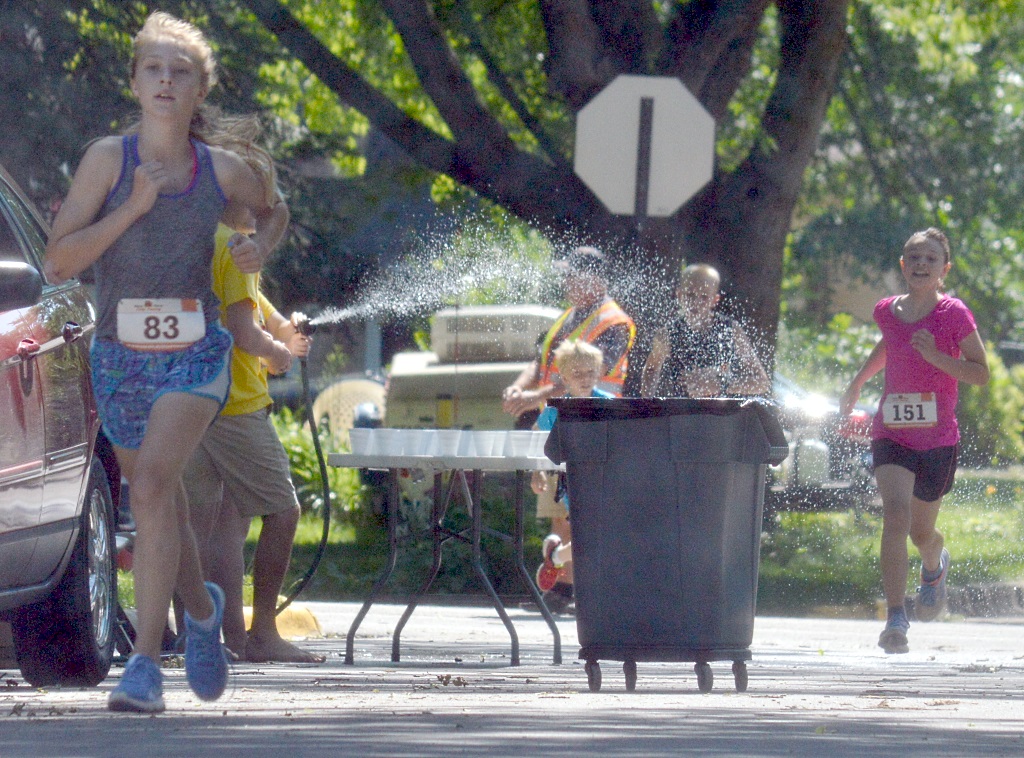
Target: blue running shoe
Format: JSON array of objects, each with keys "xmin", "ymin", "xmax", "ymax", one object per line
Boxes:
[
  {"xmin": 916, "ymin": 548, "xmax": 950, "ymax": 622},
  {"xmin": 184, "ymin": 581, "xmax": 229, "ymax": 701},
  {"xmin": 108, "ymin": 653, "xmax": 165, "ymax": 713},
  {"xmin": 878, "ymin": 608, "xmax": 910, "ymax": 654}
]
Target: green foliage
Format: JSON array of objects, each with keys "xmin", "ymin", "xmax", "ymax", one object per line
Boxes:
[
  {"xmin": 775, "ymin": 316, "xmax": 881, "ymax": 398},
  {"xmin": 258, "ymin": 0, "xmax": 568, "ymax": 180},
  {"xmin": 758, "ymin": 469, "xmax": 1024, "ymax": 615},
  {"xmin": 956, "ymin": 348, "xmax": 1024, "ymax": 466},
  {"xmin": 425, "ymin": 219, "xmax": 558, "ymax": 307},
  {"xmin": 716, "ymin": 7, "xmax": 780, "ymax": 174},
  {"xmin": 292, "ymin": 476, "xmax": 549, "ymax": 600},
  {"xmin": 276, "ymin": 469, "xmax": 1024, "ymax": 611},
  {"xmin": 269, "ymin": 406, "xmax": 363, "ymax": 518},
  {"xmin": 792, "ymin": 0, "xmax": 1024, "ymax": 341},
  {"xmin": 759, "ymin": 511, "xmax": 881, "ymax": 612},
  {"xmin": 319, "ymin": 344, "xmax": 349, "ymax": 380}
]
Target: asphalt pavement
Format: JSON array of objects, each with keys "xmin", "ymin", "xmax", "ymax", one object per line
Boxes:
[{"xmin": 1, "ymin": 601, "xmax": 1022, "ymax": 757}]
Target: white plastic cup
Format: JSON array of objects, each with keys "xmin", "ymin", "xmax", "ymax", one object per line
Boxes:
[
  {"xmin": 489, "ymin": 431, "xmax": 509, "ymax": 456},
  {"xmin": 458, "ymin": 431, "xmax": 478, "ymax": 457},
  {"xmin": 431, "ymin": 429, "xmax": 463, "ymax": 456},
  {"xmin": 528, "ymin": 430, "xmax": 549, "ymax": 458},
  {"xmin": 374, "ymin": 429, "xmax": 404, "ymax": 456},
  {"xmin": 348, "ymin": 427, "xmax": 374, "ymax": 455},
  {"xmin": 403, "ymin": 429, "xmax": 432, "ymax": 456},
  {"xmin": 473, "ymin": 431, "xmax": 501, "ymax": 457},
  {"xmin": 503, "ymin": 430, "xmax": 534, "ymax": 457}
]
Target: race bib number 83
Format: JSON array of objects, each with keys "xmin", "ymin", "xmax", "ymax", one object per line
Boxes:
[
  {"xmin": 117, "ymin": 298, "xmax": 205, "ymax": 352},
  {"xmin": 882, "ymin": 392, "xmax": 937, "ymax": 428}
]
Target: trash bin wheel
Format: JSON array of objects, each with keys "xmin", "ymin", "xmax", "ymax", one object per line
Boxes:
[
  {"xmin": 585, "ymin": 660, "xmax": 602, "ymax": 692},
  {"xmin": 623, "ymin": 660, "xmax": 637, "ymax": 692},
  {"xmin": 695, "ymin": 662, "xmax": 713, "ymax": 693},
  {"xmin": 732, "ymin": 661, "xmax": 748, "ymax": 692}
]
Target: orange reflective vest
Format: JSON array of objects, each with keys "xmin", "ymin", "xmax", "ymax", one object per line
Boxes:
[{"xmin": 538, "ymin": 299, "xmax": 636, "ymax": 396}]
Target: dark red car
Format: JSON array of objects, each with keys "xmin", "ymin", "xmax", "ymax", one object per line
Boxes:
[{"xmin": 0, "ymin": 163, "xmax": 119, "ymax": 686}]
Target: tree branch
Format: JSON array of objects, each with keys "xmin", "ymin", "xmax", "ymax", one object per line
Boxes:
[
  {"xmin": 588, "ymin": 0, "xmax": 662, "ymax": 73},
  {"xmin": 756, "ymin": 0, "xmax": 849, "ymax": 194},
  {"xmin": 677, "ymin": 0, "xmax": 851, "ymax": 351},
  {"xmin": 660, "ymin": 0, "xmax": 770, "ymax": 119},
  {"xmin": 243, "ymin": 0, "xmax": 593, "ymax": 225},
  {"xmin": 378, "ymin": 0, "xmax": 512, "ymax": 151},
  {"xmin": 242, "ymin": 0, "xmax": 457, "ymax": 175},
  {"xmin": 538, "ymin": 0, "xmax": 617, "ymax": 108},
  {"xmin": 451, "ymin": 3, "xmax": 572, "ymax": 172}
]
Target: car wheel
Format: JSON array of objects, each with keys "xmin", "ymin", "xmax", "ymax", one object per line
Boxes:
[{"xmin": 12, "ymin": 456, "xmax": 117, "ymax": 687}]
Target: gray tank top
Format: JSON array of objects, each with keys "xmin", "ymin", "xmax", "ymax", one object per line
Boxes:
[{"xmin": 92, "ymin": 134, "xmax": 227, "ymax": 341}]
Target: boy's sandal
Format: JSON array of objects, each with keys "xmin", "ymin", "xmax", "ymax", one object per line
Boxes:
[{"xmin": 535, "ymin": 562, "xmax": 561, "ymax": 592}]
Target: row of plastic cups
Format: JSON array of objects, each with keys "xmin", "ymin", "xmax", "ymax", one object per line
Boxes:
[{"xmin": 348, "ymin": 428, "xmax": 549, "ymax": 458}]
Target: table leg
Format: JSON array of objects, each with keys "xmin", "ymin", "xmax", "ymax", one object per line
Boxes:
[
  {"xmin": 513, "ymin": 470, "xmax": 562, "ymax": 664},
  {"xmin": 466, "ymin": 469, "xmax": 520, "ymax": 665},
  {"xmin": 345, "ymin": 468, "xmax": 400, "ymax": 665},
  {"xmin": 392, "ymin": 471, "xmax": 447, "ymax": 662}
]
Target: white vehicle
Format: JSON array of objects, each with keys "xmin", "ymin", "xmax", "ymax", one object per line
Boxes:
[{"xmin": 769, "ymin": 373, "xmax": 877, "ymax": 515}]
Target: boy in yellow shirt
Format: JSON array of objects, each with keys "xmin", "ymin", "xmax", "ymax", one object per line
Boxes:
[{"xmin": 183, "ymin": 223, "xmax": 323, "ymax": 663}]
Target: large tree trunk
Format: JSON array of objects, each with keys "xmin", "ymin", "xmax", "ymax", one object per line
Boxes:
[
  {"xmin": 681, "ymin": 0, "xmax": 850, "ymax": 364},
  {"xmin": 244, "ymin": 0, "xmax": 850, "ymax": 372}
]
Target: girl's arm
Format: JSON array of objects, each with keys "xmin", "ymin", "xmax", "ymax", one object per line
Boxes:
[
  {"xmin": 840, "ymin": 339, "xmax": 886, "ymax": 415},
  {"xmin": 911, "ymin": 328, "xmax": 989, "ymax": 386},
  {"xmin": 45, "ymin": 138, "xmax": 162, "ymax": 283},
  {"xmin": 212, "ymin": 148, "xmax": 287, "ymax": 273},
  {"xmin": 223, "ymin": 197, "xmax": 289, "ymax": 274}
]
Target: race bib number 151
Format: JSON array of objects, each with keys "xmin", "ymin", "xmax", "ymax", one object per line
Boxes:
[
  {"xmin": 881, "ymin": 392, "xmax": 937, "ymax": 428},
  {"xmin": 117, "ymin": 298, "xmax": 205, "ymax": 352}
]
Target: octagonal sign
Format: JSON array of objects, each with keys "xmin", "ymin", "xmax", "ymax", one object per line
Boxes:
[{"xmin": 574, "ymin": 75, "xmax": 715, "ymax": 217}]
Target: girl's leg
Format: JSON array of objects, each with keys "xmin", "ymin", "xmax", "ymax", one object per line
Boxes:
[
  {"xmin": 119, "ymin": 391, "xmax": 219, "ymax": 661},
  {"xmin": 174, "ymin": 474, "xmax": 216, "ymax": 619},
  {"xmin": 875, "ymin": 463, "xmax": 916, "ymax": 609},
  {"xmin": 909, "ymin": 496, "xmax": 944, "ymax": 573}
]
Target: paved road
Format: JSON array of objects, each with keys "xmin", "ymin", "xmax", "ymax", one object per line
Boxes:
[{"xmin": 1, "ymin": 602, "xmax": 1022, "ymax": 756}]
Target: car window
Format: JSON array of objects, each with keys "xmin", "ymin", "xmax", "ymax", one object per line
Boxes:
[
  {"xmin": 0, "ymin": 175, "xmax": 45, "ymax": 270},
  {"xmin": 0, "ymin": 201, "xmax": 31, "ymax": 267}
]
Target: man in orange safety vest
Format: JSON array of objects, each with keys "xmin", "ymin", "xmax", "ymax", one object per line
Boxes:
[{"xmin": 501, "ymin": 246, "xmax": 635, "ymax": 613}]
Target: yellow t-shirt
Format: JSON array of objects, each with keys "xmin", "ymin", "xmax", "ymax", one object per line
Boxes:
[{"xmin": 211, "ymin": 224, "xmax": 275, "ymax": 416}]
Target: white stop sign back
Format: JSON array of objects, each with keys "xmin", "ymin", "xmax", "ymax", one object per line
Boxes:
[{"xmin": 574, "ymin": 75, "xmax": 715, "ymax": 217}]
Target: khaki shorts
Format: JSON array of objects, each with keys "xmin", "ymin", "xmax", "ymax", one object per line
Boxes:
[
  {"xmin": 535, "ymin": 481, "xmax": 567, "ymax": 520},
  {"xmin": 184, "ymin": 408, "xmax": 299, "ymax": 518}
]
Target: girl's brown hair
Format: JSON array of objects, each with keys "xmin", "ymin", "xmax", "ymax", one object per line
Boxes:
[
  {"xmin": 904, "ymin": 227, "xmax": 951, "ymax": 264},
  {"xmin": 129, "ymin": 12, "xmax": 278, "ymax": 205}
]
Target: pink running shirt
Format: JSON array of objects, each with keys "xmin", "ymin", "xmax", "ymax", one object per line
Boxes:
[{"xmin": 870, "ymin": 295, "xmax": 978, "ymax": 450}]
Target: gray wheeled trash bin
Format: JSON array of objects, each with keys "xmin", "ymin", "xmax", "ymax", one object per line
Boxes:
[{"xmin": 544, "ymin": 397, "xmax": 788, "ymax": 693}]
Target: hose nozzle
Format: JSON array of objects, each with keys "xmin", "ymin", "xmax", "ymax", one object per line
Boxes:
[{"xmin": 295, "ymin": 315, "xmax": 317, "ymax": 337}]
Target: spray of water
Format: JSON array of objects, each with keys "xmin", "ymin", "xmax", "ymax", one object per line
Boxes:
[{"xmin": 308, "ymin": 232, "xmax": 558, "ymax": 327}]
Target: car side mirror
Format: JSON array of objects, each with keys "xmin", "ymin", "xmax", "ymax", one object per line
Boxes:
[{"xmin": 0, "ymin": 260, "xmax": 43, "ymax": 310}]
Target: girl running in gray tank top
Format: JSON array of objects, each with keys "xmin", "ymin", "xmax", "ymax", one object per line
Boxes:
[{"xmin": 44, "ymin": 11, "xmax": 289, "ymax": 715}]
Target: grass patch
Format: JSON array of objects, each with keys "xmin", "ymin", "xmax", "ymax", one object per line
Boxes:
[
  {"xmin": 115, "ymin": 469, "xmax": 1024, "ymax": 618},
  {"xmin": 758, "ymin": 469, "xmax": 1024, "ymax": 616}
]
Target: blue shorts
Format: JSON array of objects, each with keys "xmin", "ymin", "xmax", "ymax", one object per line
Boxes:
[{"xmin": 90, "ymin": 323, "xmax": 232, "ymax": 450}]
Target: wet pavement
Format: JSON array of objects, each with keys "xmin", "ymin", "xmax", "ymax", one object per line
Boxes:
[{"xmin": 1, "ymin": 601, "xmax": 1022, "ymax": 756}]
